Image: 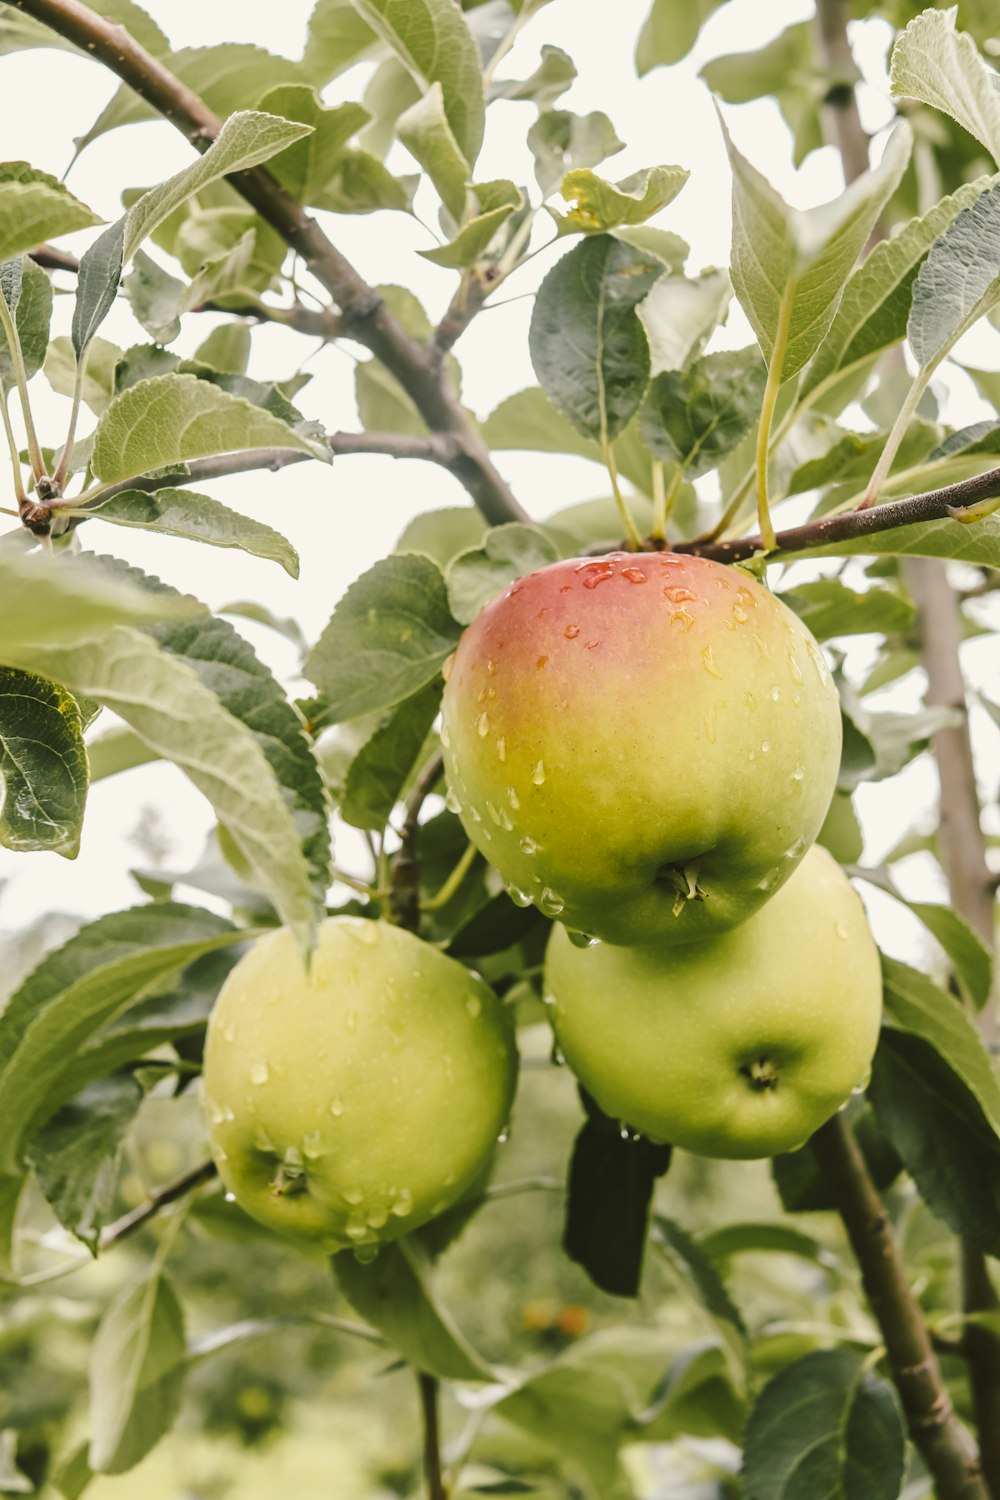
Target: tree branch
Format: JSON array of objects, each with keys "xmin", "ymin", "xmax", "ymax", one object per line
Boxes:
[
  {"xmin": 417, "ymin": 1370, "xmax": 448, "ymax": 1500},
  {"xmin": 673, "ymin": 465, "xmax": 1000, "ymax": 563},
  {"xmin": 98, "ymin": 1160, "xmax": 217, "ymax": 1250},
  {"xmin": 812, "ymin": 1115, "xmax": 988, "ymax": 1499},
  {"xmin": 389, "ymin": 750, "xmax": 445, "ymax": 932},
  {"xmin": 13, "ymin": 0, "xmax": 526, "ymax": 527}
]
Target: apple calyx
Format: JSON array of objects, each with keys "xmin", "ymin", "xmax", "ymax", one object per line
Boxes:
[
  {"xmin": 271, "ymin": 1151, "xmax": 309, "ymax": 1199},
  {"xmin": 740, "ymin": 1058, "xmax": 780, "ymax": 1092},
  {"xmin": 656, "ymin": 862, "xmax": 707, "ymax": 917}
]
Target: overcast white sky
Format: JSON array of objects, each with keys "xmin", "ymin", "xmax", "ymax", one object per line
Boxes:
[{"xmin": 0, "ymin": 0, "xmax": 997, "ymax": 966}]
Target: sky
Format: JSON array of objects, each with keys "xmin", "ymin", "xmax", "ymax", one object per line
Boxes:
[{"xmin": 0, "ymin": 0, "xmax": 997, "ymax": 966}]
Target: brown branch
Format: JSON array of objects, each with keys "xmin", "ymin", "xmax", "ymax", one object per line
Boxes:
[
  {"xmin": 672, "ymin": 466, "xmax": 1000, "ymax": 563},
  {"xmin": 14, "ymin": 0, "xmax": 526, "ymax": 527},
  {"xmin": 98, "ymin": 1159, "xmax": 217, "ymax": 1250},
  {"xmin": 417, "ymin": 1371, "xmax": 448, "ymax": 1500},
  {"xmin": 390, "ymin": 750, "xmax": 445, "ymax": 932},
  {"xmin": 812, "ymin": 1115, "xmax": 988, "ymax": 1499}
]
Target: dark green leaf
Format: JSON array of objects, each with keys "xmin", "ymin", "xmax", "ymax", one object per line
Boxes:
[
  {"xmin": 26, "ymin": 1074, "xmax": 144, "ymax": 1252},
  {"xmin": 122, "ymin": 252, "xmax": 184, "ymax": 344},
  {"xmin": 527, "ymin": 108, "xmax": 623, "ymax": 194},
  {"xmin": 639, "ymin": 349, "xmax": 765, "ymax": 475},
  {"xmin": 0, "ymin": 666, "xmax": 89, "ymax": 857},
  {"xmin": 341, "ymin": 681, "xmax": 441, "ymax": 830},
  {"xmin": 192, "ymin": 322, "xmax": 251, "ymax": 375},
  {"xmin": 780, "ymin": 579, "xmax": 916, "ymax": 642},
  {"xmin": 89, "ymin": 488, "xmax": 300, "ymax": 577},
  {"xmin": 529, "ymin": 235, "xmax": 663, "ymax": 444},
  {"xmin": 772, "ymin": 1099, "xmax": 902, "ymax": 1212},
  {"xmin": 563, "ymin": 1088, "xmax": 671, "ymax": 1297},
  {"xmin": 446, "ymin": 523, "xmax": 560, "ymax": 625},
  {"xmin": 72, "ymin": 218, "xmax": 126, "ymax": 359},
  {"xmin": 305, "ymin": 554, "xmax": 460, "ymax": 723},
  {"xmin": 0, "ymin": 255, "xmax": 51, "ymax": 383}
]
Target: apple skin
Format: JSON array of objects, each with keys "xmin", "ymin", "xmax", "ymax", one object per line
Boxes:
[
  {"xmin": 202, "ymin": 917, "xmax": 517, "ymax": 1254},
  {"xmin": 544, "ymin": 845, "xmax": 881, "ymax": 1159},
  {"xmin": 441, "ymin": 551, "xmax": 841, "ymax": 946}
]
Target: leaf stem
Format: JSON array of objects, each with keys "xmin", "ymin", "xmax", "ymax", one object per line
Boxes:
[
  {"xmin": 651, "ymin": 462, "xmax": 683, "ymax": 543},
  {"xmin": 420, "ymin": 842, "xmax": 477, "ymax": 912},
  {"xmin": 858, "ymin": 364, "xmax": 932, "ymax": 509},
  {"xmin": 0, "ymin": 290, "xmax": 45, "ymax": 482},
  {"xmin": 0, "ymin": 385, "xmax": 27, "ymax": 503},
  {"xmin": 52, "ymin": 353, "xmax": 85, "ymax": 491},
  {"xmin": 602, "ymin": 432, "xmax": 643, "ymax": 551},
  {"xmin": 755, "ymin": 279, "xmax": 796, "ymax": 551}
]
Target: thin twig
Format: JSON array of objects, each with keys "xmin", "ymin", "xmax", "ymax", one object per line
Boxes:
[
  {"xmin": 98, "ymin": 1160, "xmax": 217, "ymax": 1250},
  {"xmin": 13, "ymin": 0, "xmax": 526, "ymax": 526},
  {"xmin": 418, "ymin": 1370, "xmax": 448, "ymax": 1500},
  {"xmin": 390, "ymin": 750, "xmax": 445, "ymax": 931}
]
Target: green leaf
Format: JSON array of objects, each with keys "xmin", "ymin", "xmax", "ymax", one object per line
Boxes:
[
  {"xmin": 305, "ymin": 553, "xmax": 460, "ymax": 722},
  {"xmin": 26, "ymin": 1074, "xmax": 144, "ymax": 1253},
  {"xmin": 71, "ymin": 219, "xmax": 127, "ymax": 363},
  {"xmin": 480, "ymin": 386, "xmax": 654, "ymax": 491},
  {"xmin": 446, "ymin": 523, "xmax": 560, "ymax": 624},
  {"xmin": 637, "ymin": 267, "xmax": 732, "ymax": 375},
  {"xmin": 0, "ymin": 255, "xmax": 51, "ymax": 383},
  {"xmin": 0, "ymin": 550, "xmax": 195, "ymax": 661},
  {"xmin": 88, "ymin": 488, "xmax": 300, "ymax": 576},
  {"xmin": 0, "ymin": 902, "xmax": 241, "ymax": 1175},
  {"xmin": 635, "ymin": 0, "xmax": 727, "ymax": 73},
  {"xmin": 854, "ymin": 876, "xmax": 992, "ymax": 1010},
  {"xmin": 333, "ymin": 1236, "xmax": 496, "ymax": 1381},
  {"xmin": 355, "ymin": 358, "xmax": 424, "ymax": 435},
  {"xmin": 258, "ymin": 85, "xmax": 370, "ymax": 206},
  {"xmin": 341, "ymin": 681, "xmax": 441, "ymax": 830},
  {"xmin": 817, "ymin": 789, "xmax": 864, "ymax": 864},
  {"xmin": 801, "ymin": 175, "xmax": 995, "ymax": 403},
  {"xmin": 564, "ymin": 1090, "xmax": 671, "ymax": 1297},
  {"xmin": 420, "ymin": 180, "xmax": 522, "ymax": 269},
  {"xmin": 0, "ymin": 666, "xmax": 89, "ymax": 858},
  {"xmin": 559, "ymin": 164, "xmax": 688, "ymax": 233},
  {"xmin": 397, "ymin": 82, "xmax": 470, "ymax": 221},
  {"xmin": 0, "ymin": 0, "xmax": 167, "ymax": 57},
  {"xmin": 115, "ymin": 342, "xmax": 181, "ymax": 393},
  {"xmin": 312, "ymin": 149, "xmax": 416, "ymax": 213},
  {"xmin": 699, "ymin": 1221, "xmax": 836, "ymax": 1270},
  {"xmin": 74, "ymin": 44, "xmax": 311, "ymax": 154},
  {"xmin": 907, "ymin": 181, "xmax": 1000, "ymax": 373},
  {"xmin": 742, "ymin": 1349, "xmax": 905, "ymax": 1500},
  {"xmin": 6, "ymin": 559, "xmax": 331, "ymax": 949},
  {"xmin": 702, "ymin": 23, "xmax": 831, "ymax": 169},
  {"xmin": 528, "ymin": 235, "xmax": 664, "ymax": 443},
  {"xmin": 527, "ymin": 109, "xmax": 624, "ymax": 195},
  {"xmin": 494, "ymin": 1362, "xmax": 638, "ymax": 1493},
  {"xmin": 193, "ymin": 322, "xmax": 252, "ymax": 375},
  {"xmin": 652, "ymin": 1216, "xmax": 746, "ymax": 1380},
  {"xmin": 122, "ymin": 252, "xmax": 184, "ymax": 345},
  {"xmin": 395, "ymin": 506, "xmax": 488, "ymax": 568},
  {"xmin": 881, "ymin": 956, "xmax": 1000, "ymax": 1132},
  {"xmin": 91, "ymin": 373, "xmax": 329, "ymax": 486},
  {"xmin": 302, "ymin": 0, "xmax": 380, "ymax": 83},
  {"xmin": 869, "ymin": 1027, "xmax": 1000, "ymax": 1254},
  {"xmin": 90, "ymin": 1270, "xmax": 187, "ymax": 1473},
  {"xmin": 780, "ymin": 578, "xmax": 916, "ymax": 642},
  {"xmin": 358, "ymin": 56, "xmax": 422, "ymax": 159},
  {"xmin": 490, "ymin": 43, "xmax": 576, "ymax": 107},
  {"xmin": 723, "ymin": 118, "xmax": 911, "ymax": 380},
  {"xmin": 890, "ymin": 6, "xmax": 1000, "ymax": 167},
  {"xmin": 45, "ymin": 335, "xmax": 121, "ymax": 417},
  {"xmin": 0, "ymin": 162, "xmax": 99, "ymax": 261},
  {"xmin": 773, "ymin": 1099, "xmax": 902, "ymax": 1213},
  {"xmin": 639, "ymin": 348, "xmax": 765, "ymax": 475},
  {"xmin": 351, "ymin": 0, "xmax": 485, "ymax": 165}
]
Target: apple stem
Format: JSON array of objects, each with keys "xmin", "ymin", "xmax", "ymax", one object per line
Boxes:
[
  {"xmin": 417, "ymin": 1371, "xmax": 448, "ymax": 1500},
  {"xmin": 754, "ymin": 279, "xmax": 796, "ymax": 553}
]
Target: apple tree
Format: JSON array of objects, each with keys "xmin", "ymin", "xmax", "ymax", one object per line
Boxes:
[{"xmin": 0, "ymin": 0, "xmax": 998, "ymax": 1496}]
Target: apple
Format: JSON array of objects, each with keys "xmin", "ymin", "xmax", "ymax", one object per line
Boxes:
[
  {"xmin": 202, "ymin": 917, "xmax": 518, "ymax": 1254},
  {"xmin": 544, "ymin": 845, "xmax": 881, "ymax": 1159},
  {"xmin": 441, "ymin": 551, "xmax": 841, "ymax": 946}
]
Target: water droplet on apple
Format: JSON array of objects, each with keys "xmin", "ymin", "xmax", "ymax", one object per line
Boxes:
[
  {"xmin": 441, "ymin": 653, "xmax": 454, "ymax": 682},
  {"xmin": 835, "ymin": 921, "xmax": 849, "ymax": 941},
  {"xmin": 506, "ymin": 883, "xmax": 533, "ymax": 906},
  {"xmin": 445, "ymin": 786, "xmax": 462, "ymax": 814},
  {"xmin": 496, "ymin": 735, "xmax": 506, "ymax": 761},
  {"xmin": 539, "ymin": 887, "xmax": 565, "ymax": 916},
  {"xmin": 507, "ymin": 785, "xmax": 521, "ymax": 810},
  {"xmin": 250, "ymin": 1061, "xmax": 269, "ymax": 1085},
  {"xmin": 390, "ymin": 1189, "xmax": 413, "ymax": 1217},
  {"xmin": 224, "ymin": 1191, "xmax": 237, "ymax": 1203},
  {"xmin": 329, "ymin": 1097, "xmax": 345, "ymax": 1117},
  {"xmin": 345, "ymin": 1218, "xmax": 369, "ymax": 1243},
  {"xmin": 366, "ymin": 1205, "xmax": 389, "ymax": 1229},
  {"xmin": 701, "ymin": 645, "xmax": 724, "ymax": 679},
  {"xmin": 254, "ymin": 1125, "xmax": 274, "ymax": 1152},
  {"xmin": 567, "ymin": 928, "xmax": 598, "ymax": 948},
  {"xmin": 302, "ymin": 1131, "xmax": 324, "ymax": 1160},
  {"xmin": 665, "ymin": 585, "xmax": 696, "ymax": 604},
  {"xmin": 790, "ymin": 767, "xmax": 804, "ymax": 787},
  {"xmin": 519, "ymin": 834, "xmax": 540, "ymax": 855},
  {"xmin": 476, "ymin": 711, "xmax": 490, "ymax": 737},
  {"xmin": 788, "ymin": 652, "xmax": 804, "ymax": 684},
  {"xmin": 486, "ymin": 800, "xmax": 502, "ymax": 826},
  {"xmin": 532, "ymin": 760, "xmax": 546, "ymax": 786},
  {"xmin": 207, "ymin": 1098, "xmax": 225, "ymax": 1125},
  {"xmin": 353, "ymin": 1242, "xmax": 379, "ymax": 1263},
  {"xmin": 564, "ymin": 623, "xmax": 580, "ymax": 639},
  {"xmin": 761, "ymin": 740, "xmax": 771, "ymax": 753},
  {"xmin": 440, "ymin": 721, "xmax": 451, "ymax": 747},
  {"xmin": 770, "ymin": 685, "xmax": 781, "ymax": 701},
  {"xmin": 466, "ymin": 993, "xmax": 482, "ymax": 1018},
  {"xmin": 487, "ymin": 657, "xmax": 497, "ymax": 675},
  {"xmin": 496, "ymin": 1129, "xmax": 510, "ymax": 1144},
  {"xmin": 222, "ymin": 1022, "xmax": 236, "ymax": 1043},
  {"xmin": 622, "ymin": 567, "xmax": 648, "ymax": 583},
  {"xmin": 670, "ymin": 609, "xmax": 694, "ymax": 632},
  {"xmin": 733, "ymin": 604, "xmax": 748, "ymax": 624},
  {"xmin": 550, "ymin": 1040, "xmax": 565, "ymax": 1067},
  {"xmin": 343, "ymin": 1186, "xmax": 364, "ymax": 1206}
]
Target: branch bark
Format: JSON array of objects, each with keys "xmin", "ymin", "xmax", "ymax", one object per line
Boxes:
[
  {"xmin": 812, "ymin": 1115, "xmax": 988, "ymax": 1498},
  {"xmin": 417, "ymin": 1370, "xmax": 448, "ymax": 1500},
  {"xmin": 14, "ymin": 0, "xmax": 526, "ymax": 527},
  {"xmin": 98, "ymin": 1160, "xmax": 217, "ymax": 1250}
]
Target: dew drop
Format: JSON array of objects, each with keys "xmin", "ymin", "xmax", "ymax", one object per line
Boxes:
[
  {"xmin": 584, "ymin": 639, "xmax": 600, "ymax": 650},
  {"xmin": 550, "ymin": 1040, "xmax": 566, "ymax": 1067},
  {"xmin": 519, "ymin": 834, "xmax": 540, "ymax": 855},
  {"xmin": 701, "ymin": 645, "xmax": 723, "ymax": 679},
  {"xmin": 835, "ymin": 921, "xmax": 849, "ymax": 941},
  {"xmin": 567, "ymin": 929, "xmax": 599, "ymax": 948},
  {"xmin": 441, "ymin": 653, "xmax": 454, "ymax": 682},
  {"xmin": 330, "ymin": 1097, "xmax": 345, "ymax": 1117},
  {"xmin": 254, "ymin": 1125, "xmax": 274, "ymax": 1152},
  {"xmin": 476, "ymin": 711, "xmax": 490, "ymax": 737},
  {"xmin": 390, "ymin": 1189, "xmax": 413, "ymax": 1218},
  {"xmin": 207, "ymin": 1099, "xmax": 225, "ymax": 1125},
  {"xmin": 564, "ymin": 624, "xmax": 580, "ymax": 639},
  {"xmin": 342, "ymin": 1186, "xmax": 364, "ymax": 1206},
  {"xmin": 496, "ymin": 736, "xmax": 507, "ymax": 762},
  {"xmin": 539, "ymin": 886, "xmax": 565, "ymax": 916},
  {"xmin": 760, "ymin": 740, "xmax": 771, "ymax": 754},
  {"xmin": 486, "ymin": 800, "xmax": 502, "ymax": 826},
  {"xmin": 367, "ymin": 1205, "xmax": 389, "ymax": 1229},
  {"xmin": 733, "ymin": 604, "xmax": 748, "ymax": 624},
  {"xmin": 770, "ymin": 685, "xmax": 781, "ymax": 702},
  {"xmin": 440, "ymin": 721, "xmax": 451, "ymax": 748},
  {"xmin": 496, "ymin": 1130, "xmax": 510, "ymax": 1145},
  {"xmin": 622, "ymin": 567, "xmax": 648, "ymax": 584},
  {"xmin": 353, "ymin": 1242, "xmax": 379, "ymax": 1264},
  {"xmin": 487, "ymin": 657, "xmax": 497, "ymax": 675},
  {"xmin": 445, "ymin": 786, "xmax": 462, "ymax": 815},
  {"xmin": 788, "ymin": 653, "xmax": 804, "ymax": 684},
  {"xmin": 670, "ymin": 609, "xmax": 694, "ymax": 632},
  {"xmin": 506, "ymin": 884, "xmax": 533, "ymax": 907},
  {"xmin": 249, "ymin": 1061, "xmax": 269, "ymax": 1086},
  {"xmin": 466, "ymin": 993, "xmax": 482, "ymax": 1018},
  {"xmin": 224, "ymin": 1191, "xmax": 237, "ymax": 1204},
  {"xmin": 532, "ymin": 760, "xmax": 546, "ymax": 786},
  {"xmin": 506, "ymin": 786, "xmax": 521, "ymax": 810},
  {"xmin": 302, "ymin": 1131, "xmax": 324, "ymax": 1160},
  {"xmin": 665, "ymin": 585, "xmax": 696, "ymax": 605},
  {"xmin": 790, "ymin": 767, "xmax": 804, "ymax": 786},
  {"xmin": 222, "ymin": 1022, "xmax": 236, "ymax": 1044},
  {"xmin": 345, "ymin": 1219, "xmax": 369, "ymax": 1243}
]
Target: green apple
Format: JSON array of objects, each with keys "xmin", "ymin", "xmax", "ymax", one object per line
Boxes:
[
  {"xmin": 202, "ymin": 917, "xmax": 518, "ymax": 1254},
  {"xmin": 543, "ymin": 845, "xmax": 881, "ymax": 1159},
  {"xmin": 441, "ymin": 551, "xmax": 842, "ymax": 946}
]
